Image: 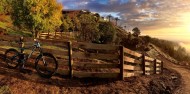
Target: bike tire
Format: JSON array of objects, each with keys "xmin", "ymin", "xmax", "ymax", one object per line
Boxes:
[
  {"xmin": 35, "ymin": 53, "xmax": 58, "ymax": 78},
  {"xmin": 4, "ymin": 49, "xmax": 20, "ymax": 69}
]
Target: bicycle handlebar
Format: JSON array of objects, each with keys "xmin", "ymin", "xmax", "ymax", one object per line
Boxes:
[
  {"xmin": 19, "ymin": 37, "xmax": 41, "ymax": 48},
  {"xmin": 33, "ymin": 38, "xmax": 40, "ymax": 48}
]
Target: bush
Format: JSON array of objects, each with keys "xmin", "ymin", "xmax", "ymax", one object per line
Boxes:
[{"xmin": 98, "ymin": 22, "xmax": 116, "ymax": 44}]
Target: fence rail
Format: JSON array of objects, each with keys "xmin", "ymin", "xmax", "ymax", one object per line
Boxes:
[
  {"xmin": 39, "ymin": 32, "xmax": 76, "ymax": 40},
  {"xmin": 0, "ymin": 35, "xmax": 163, "ymax": 80}
]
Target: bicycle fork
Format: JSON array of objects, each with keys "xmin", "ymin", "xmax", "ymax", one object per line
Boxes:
[{"xmin": 41, "ymin": 54, "xmax": 47, "ymax": 67}]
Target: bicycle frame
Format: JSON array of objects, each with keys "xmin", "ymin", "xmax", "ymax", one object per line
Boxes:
[{"xmin": 20, "ymin": 39, "xmax": 43, "ymax": 63}]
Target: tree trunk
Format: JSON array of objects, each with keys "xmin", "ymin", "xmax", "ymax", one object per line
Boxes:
[{"xmin": 33, "ymin": 30, "xmax": 39, "ymax": 38}]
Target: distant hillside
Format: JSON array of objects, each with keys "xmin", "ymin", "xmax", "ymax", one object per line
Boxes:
[
  {"xmin": 145, "ymin": 36, "xmax": 190, "ymax": 62},
  {"xmin": 114, "ymin": 26, "xmax": 190, "ymax": 63}
]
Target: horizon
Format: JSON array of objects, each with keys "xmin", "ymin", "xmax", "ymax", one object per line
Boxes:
[{"xmin": 57, "ymin": 0, "xmax": 190, "ymax": 52}]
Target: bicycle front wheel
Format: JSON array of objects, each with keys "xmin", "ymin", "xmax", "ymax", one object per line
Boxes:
[
  {"xmin": 35, "ymin": 53, "xmax": 58, "ymax": 78},
  {"xmin": 4, "ymin": 49, "xmax": 20, "ymax": 68}
]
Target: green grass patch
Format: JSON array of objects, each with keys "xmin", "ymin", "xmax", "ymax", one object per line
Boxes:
[{"xmin": 6, "ymin": 29, "xmax": 33, "ymax": 37}]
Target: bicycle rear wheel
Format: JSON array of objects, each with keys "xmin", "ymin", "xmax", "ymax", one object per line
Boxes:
[
  {"xmin": 4, "ymin": 49, "xmax": 20, "ymax": 68},
  {"xmin": 35, "ymin": 53, "xmax": 58, "ymax": 78}
]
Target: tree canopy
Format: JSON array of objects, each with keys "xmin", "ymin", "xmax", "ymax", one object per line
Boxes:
[
  {"xmin": 11, "ymin": 0, "xmax": 63, "ymax": 37},
  {"xmin": 60, "ymin": 15, "xmax": 74, "ymax": 32},
  {"xmin": 78, "ymin": 13, "xmax": 99, "ymax": 41},
  {"xmin": 98, "ymin": 22, "xmax": 116, "ymax": 44},
  {"xmin": 0, "ymin": 0, "xmax": 12, "ymax": 15},
  {"xmin": 132, "ymin": 27, "xmax": 141, "ymax": 37}
]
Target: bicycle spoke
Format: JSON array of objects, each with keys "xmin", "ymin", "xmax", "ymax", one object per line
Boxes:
[{"xmin": 35, "ymin": 53, "xmax": 58, "ymax": 78}]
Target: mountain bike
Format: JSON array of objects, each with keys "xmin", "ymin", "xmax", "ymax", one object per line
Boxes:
[{"xmin": 4, "ymin": 37, "xmax": 58, "ymax": 78}]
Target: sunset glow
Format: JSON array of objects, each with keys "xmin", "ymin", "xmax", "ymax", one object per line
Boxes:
[
  {"xmin": 182, "ymin": 13, "xmax": 190, "ymax": 32},
  {"xmin": 58, "ymin": 0, "xmax": 190, "ymax": 51}
]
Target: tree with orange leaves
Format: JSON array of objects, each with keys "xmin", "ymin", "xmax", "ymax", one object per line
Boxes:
[{"xmin": 11, "ymin": 0, "xmax": 63, "ymax": 38}]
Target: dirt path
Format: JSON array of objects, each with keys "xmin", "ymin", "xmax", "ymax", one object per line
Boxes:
[
  {"xmin": 161, "ymin": 58, "xmax": 190, "ymax": 94},
  {"xmin": 149, "ymin": 44, "xmax": 190, "ymax": 93}
]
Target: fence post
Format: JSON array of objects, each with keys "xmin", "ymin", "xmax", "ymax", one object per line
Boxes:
[
  {"xmin": 161, "ymin": 61, "xmax": 164, "ymax": 74},
  {"xmin": 68, "ymin": 41, "xmax": 73, "ymax": 79},
  {"xmin": 154, "ymin": 59, "xmax": 157, "ymax": 74},
  {"xmin": 142, "ymin": 54, "xmax": 145, "ymax": 75},
  {"xmin": 119, "ymin": 46, "xmax": 124, "ymax": 80}
]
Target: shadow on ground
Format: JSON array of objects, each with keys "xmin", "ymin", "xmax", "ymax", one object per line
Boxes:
[{"xmin": 0, "ymin": 54, "xmax": 117, "ymax": 88}]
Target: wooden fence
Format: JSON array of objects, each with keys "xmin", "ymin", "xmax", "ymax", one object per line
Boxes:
[
  {"xmin": 39, "ymin": 32, "xmax": 76, "ymax": 40},
  {"xmin": 0, "ymin": 35, "xmax": 163, "ymax": 80}
]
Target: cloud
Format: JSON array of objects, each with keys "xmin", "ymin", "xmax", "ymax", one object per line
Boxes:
[{"xmin": 59, "ymin": 0, "xmax": 190, "ymax": 31}]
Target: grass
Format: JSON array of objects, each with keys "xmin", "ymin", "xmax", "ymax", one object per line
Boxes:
[
  {"xmin": 0, "ymin": 21, "xmax": 6, "ymax": 29},
  {"xmin": 0, "ymin": 86, "xmax": 11, "ymax": 94},
  {"xmin": 7, "ymin": 29, "xmax": 33, "ymax": 37},
  {"xmin": 0, "ymin": 15, "xmax": 32, "ymax": 37}
]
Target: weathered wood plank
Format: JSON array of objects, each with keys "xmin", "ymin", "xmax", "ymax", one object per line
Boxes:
[
  {"xmin": 73, "ymin": 42, "xmax": 119, "ymax": 51},
  {"xmin": 123, "ymin": 65, "xmax": 135, "ymax": 70},
  {"xmin": 123, "ymin": 47, "xmax": 142, "ymax": 57},
  {"xmin": 41, "ymin": 33, "xmax": 49, "ymax": 35},
  {"xmin": 156, "ymin": 63, "xmax": 161, "ymax": 67},
  {"xmin": 156, "ymin": 67, "xmax": 161, "ymax": 70},
  {"xmin": 0, "ymin": 35, "xmax": 69, "ymax": 47},
  {"xmin": 40, "ymin": 34, "xmax": 48, "ymax": 36},
  {"xmin": 57, "ymin": 59, "xmax": 69, "ymax": 66},
  {"xmin": 145, "ymin": 67, "xmax": 151, "ymax": 71},
  {"xmin": 73, "ymin": 63, "xmax": 120, "ymax": 68},
  {"xmin": 123, "ymin": 66, "xmax": 142, "ymax": 72},
  {"xmin": 145, "ymin": 62, "xmax": 152, "ymax": 66},
  {"xmin": 123, "ymin": 72, "xmax": 135, "ymax": 77},
  {"xmin": 73, "ymin": 52, "xmax": 119, "ymax": 60},
  {"xmin": 68, "ymin": 42, "xmax": 73, "ymax": 78},
  {"xmin": 73, "ymin": 71, "xmax": 120, "ymax": 78},
  {"xmin": 156, "ymin": 59, "xmax": 162, "ymax": 63},
  {"xmin": 135, "ymin": 70, "xmax": 143, "ymax": 74},
  {"xmin": 145, "ymin": 56, "xmax": 154, "ymax": 61},
  {"xmin": 124, "ymin": 56, "xmax": 135, "ymax": 63},
  {"xmin": 142, "ymin": 54, "xmax": 145, "ymax": 75},
  {"xmin": 57, "ymin": 69, "xmax": 70, "ymax": 75},
  {"xmin": 119, "ymin": 46, "xmax": 124, "ymax": 80},
  {"xmin": 42, "ymin": 48, "xmax": 68, "ymax": 57},
  {"xmin": 39, "ymin": 39, "xmax": 69, "ymax": 47}
]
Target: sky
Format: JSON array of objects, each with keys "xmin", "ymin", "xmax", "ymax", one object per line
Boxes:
[{"xmin": 57, "ymin": 0, "xmax": 190, "ymax": 51}]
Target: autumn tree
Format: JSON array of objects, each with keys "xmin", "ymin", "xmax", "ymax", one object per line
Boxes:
[
  {"xmin": 0, "ymin": 0, "xmax": 12, "ymax": 15},
  {"xmin": 60, "ymin": 20, "xmax": 69, "ymax": 32},
  {"xmin": 60, "ymin": 15, "xmax": 74, "ymax": 32},
  {"xmin": 72, "ymin": 16, "xmax": 81, "ymax": 32},
  {"xmin": 11, "ymin": 0, "xmax": 63, "ymax": 38}
]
